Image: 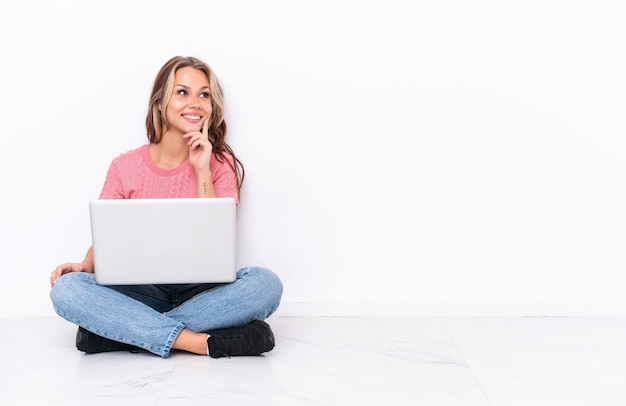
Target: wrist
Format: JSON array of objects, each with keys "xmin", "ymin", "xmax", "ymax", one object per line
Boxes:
[{"xmin": 194, "ymin": 166, "xmax": 212, "ymax": 178}]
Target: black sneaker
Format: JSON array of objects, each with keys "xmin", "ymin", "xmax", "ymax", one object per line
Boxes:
[
  {"xmin": 207, "ymin": 320, "xmax": 275, "ymax": 358},
  {"xmin": 76, "ymin": 327, "xmax": 142, "ymax": 354}
]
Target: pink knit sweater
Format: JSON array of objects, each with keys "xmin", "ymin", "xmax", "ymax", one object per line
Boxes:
[{"xmin": 99, "ymin": 144, "xmax": 239, "ymax": 204}]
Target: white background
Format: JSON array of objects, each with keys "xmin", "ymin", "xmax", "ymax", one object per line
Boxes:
[{"xmin": 1, "ymin": 0, "xmax": 625, "ymax": 317}]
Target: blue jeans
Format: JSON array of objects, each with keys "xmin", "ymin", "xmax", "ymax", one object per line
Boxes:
[{"xmin": 50, "ymin": 267, "xmax": 283, "ymax": 358}]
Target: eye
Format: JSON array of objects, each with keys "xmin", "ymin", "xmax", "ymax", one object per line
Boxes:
[
  {"xmin": 200, "ymin": 92, "xmax": 210, "ymax": 98},
  {"xmin": 176, "ymin": 89, "xmax": 188, "ymax": 96}
]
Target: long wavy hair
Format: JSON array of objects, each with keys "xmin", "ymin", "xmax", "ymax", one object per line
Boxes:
[{"xmin": 145, "ymin": 56, "xmax": 245, "ymax": 194}]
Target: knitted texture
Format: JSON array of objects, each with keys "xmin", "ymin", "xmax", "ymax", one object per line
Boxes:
[{"xmin": 99, "ymin": 144, "xmax": 239, "ymax": 203}]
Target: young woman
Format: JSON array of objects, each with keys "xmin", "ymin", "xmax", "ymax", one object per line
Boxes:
[{"xmin": 49, "ymin": 56, "xmax": 283, "ymax": 359}]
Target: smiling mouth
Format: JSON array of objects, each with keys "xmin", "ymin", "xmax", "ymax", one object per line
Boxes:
[{"xmin": 183, "ymin": 114, "xmax": 201, "ymax": 121}]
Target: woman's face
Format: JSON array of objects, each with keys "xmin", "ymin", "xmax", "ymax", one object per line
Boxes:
[{"xmin": 164, "ymin": 66, "xmax": 213, "ymax": 137}]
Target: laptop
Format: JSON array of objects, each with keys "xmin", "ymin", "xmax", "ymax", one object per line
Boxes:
[{"xmin": 89, "ymin": 198, "xmax": 237, "ymax": 285}]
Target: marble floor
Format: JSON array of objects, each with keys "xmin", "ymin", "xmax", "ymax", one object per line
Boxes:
[{"xmin": 1, "ymin": 316, "xmax": 626, "ymax": 405}]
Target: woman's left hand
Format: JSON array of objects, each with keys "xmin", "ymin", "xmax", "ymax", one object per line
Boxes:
[{"xmin": 183, "ymin": 118, "xmax": 212, "ymax": 173}]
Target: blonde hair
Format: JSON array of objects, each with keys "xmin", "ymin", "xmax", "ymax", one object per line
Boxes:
[{"xmin": 145, "ymin": 56, "xmax": 244, "ymax": 193}]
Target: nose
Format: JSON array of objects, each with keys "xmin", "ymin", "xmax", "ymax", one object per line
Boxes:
[{"xmin": 188, "ymin": 95, "xmax": 201, "ymax": 109}]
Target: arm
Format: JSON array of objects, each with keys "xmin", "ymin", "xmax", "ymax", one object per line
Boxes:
[
  {"xmin": 51, "ymin": 152, "xmax": 120, "ymax": 287},
  {"xmin": 82, "ymin": 246, "xmax": 95, "ymax": 273},
  {"xmin": 185, "ymin": 118, "xmax": 216, "ymax": 198},
  {"xmin": 50, "ymin": 246, "xmax": 95, "ymax": 287},
  {"xmin": 196, "ymin": 168, "xmax": 217, "ymax": 198}
]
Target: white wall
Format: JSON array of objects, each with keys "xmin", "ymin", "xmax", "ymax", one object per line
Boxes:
[{"xmin": 1, "ymin": 0, "xmax": 625, "ymax": 317}]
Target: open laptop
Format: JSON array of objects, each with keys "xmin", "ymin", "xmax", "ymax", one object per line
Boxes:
[{"xmin": 89, "ymin": 198, "xmax": 237, "ymax": 285}]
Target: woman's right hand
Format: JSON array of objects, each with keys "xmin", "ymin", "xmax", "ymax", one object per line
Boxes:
[{"xmin": 50, "ymin": 262, "xmax": 93, "ymax": 287}]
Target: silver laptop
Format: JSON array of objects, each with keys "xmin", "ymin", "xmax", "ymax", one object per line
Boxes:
[{"xmin": 89, "ymin": 198, "xmax": 237, "ymax": 285}]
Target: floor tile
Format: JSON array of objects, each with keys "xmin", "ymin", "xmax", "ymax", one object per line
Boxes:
[
  {"xmin": 1, "ymin": 316, "xmax": 625, "ymax": 405},
  {"xmin": 484, "ymin": 386, "xmax": 626, "ymax": 406},
  {"xmin": 442, "ymin": 317, "xmax": 626, "ymax": 348},
  {"xmin": 459, "ymin": 346, "xmax": 626, "ymax": 387}
]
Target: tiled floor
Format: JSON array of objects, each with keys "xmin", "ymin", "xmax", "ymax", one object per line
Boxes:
[{"xmin": 2, "ymin": 316, "xmax": 626, "ymax": 405}]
